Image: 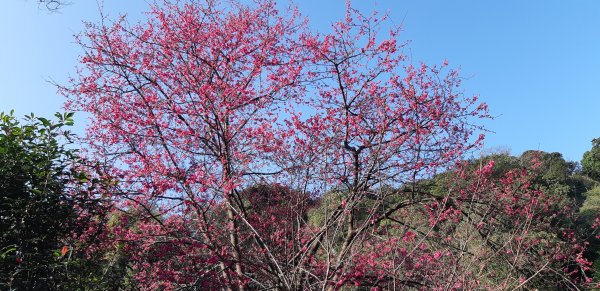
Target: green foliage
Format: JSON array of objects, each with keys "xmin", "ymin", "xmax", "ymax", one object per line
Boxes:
[
  {"xmin": 474, "ymin": 150, "xmax": 600, "ymax": 285},
  {"xmin": 307, "ymin": 187, "xmax": 396, "ymax": 229},
  {"xmin": 576, "ymin": 140, "xmax": 600, "ymax": 282},
  {"xmin": 517, "ymin": 151, "xmax": 588, "ymax": 207},
  {"xmin": 579, "ymin": 187, "xmax": 600, "ymax": 283},
  {"xmin": 571, "ymin": 174, "xmax": 600, "ymax": 192},
  {"xmin": 521, "ymin": 150, "xmax": 574, "ymax": 183},
  {"xmin": 0, "ymin": 111, "xmax": 111, "ymax": 290},
  {"xmin": 308, "ymin": 190, "xmax": 345, "ymax": 227},
  {"xmin": 579, "ymin": 187, "xmax": 600, "ymax": 223},
  {"xmin": 582, "ymin": 138, "xmax": 600, "ymax": 182},
  {"xmin": 443, "ymin": 151, "xmax": 595, "ymax": 287},
  {"xmin": 458, "ymin": 151, "xmax": 582, "ymax": 204}
]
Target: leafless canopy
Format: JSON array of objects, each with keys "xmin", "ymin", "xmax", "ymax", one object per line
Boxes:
[{"xmin": 37, "ymin": 0, "xmax": 68, "ymax": 11}]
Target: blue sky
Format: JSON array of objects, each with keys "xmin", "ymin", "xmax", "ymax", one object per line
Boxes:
[{"xmin": 1, "ymin": 1, "xmax": 599, "ymax": 162}]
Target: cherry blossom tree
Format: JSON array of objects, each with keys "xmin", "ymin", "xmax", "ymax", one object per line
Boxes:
[
  {"xmin": 276, "ymin": 5, "xmax": 489, "ymax": 289},
  {"xmin": 61, "ymin": 0, "xmax": 596, "ymax": 289},
  {"xmin": 64, "ymin": 0, "xmax": 307, "ymax": 289}
]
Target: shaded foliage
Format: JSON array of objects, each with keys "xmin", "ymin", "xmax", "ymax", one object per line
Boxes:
[{"xmin": 0, "ymin": 112, "xmax": 113, "ymax": 290}]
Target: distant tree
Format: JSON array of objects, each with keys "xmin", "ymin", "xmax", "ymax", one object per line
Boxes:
[
  {"xmin": 521, "ymin": 151, "xmax": 572, "ymax": 182},
  {"xmin": 583, "ymin": 138, "xmax": 600, "ymax": 181}
]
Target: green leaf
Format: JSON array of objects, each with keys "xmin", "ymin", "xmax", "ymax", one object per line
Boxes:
[
  {"xmin": 0, "ymin": 246, "xmax": 16, "ymax": 259},
  {"xmin": 38, "ymin": 117, "xmax": 51, "ymax": 127}
]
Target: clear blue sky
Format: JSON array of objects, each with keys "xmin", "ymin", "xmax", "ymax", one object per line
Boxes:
[{"xmin": 1, "ymin": 1, "xmax": 599, "ymax": 162}]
